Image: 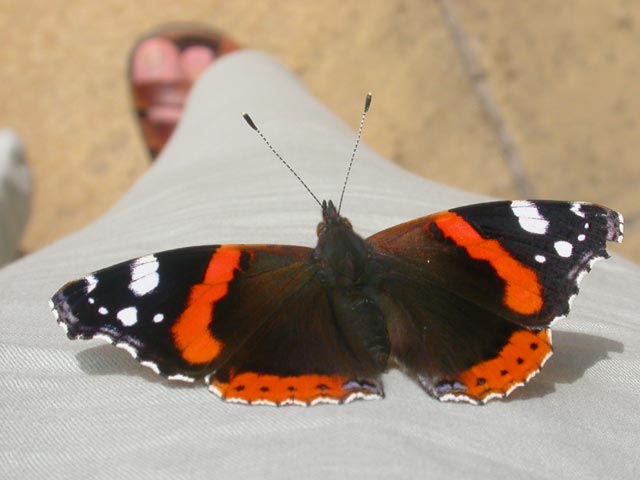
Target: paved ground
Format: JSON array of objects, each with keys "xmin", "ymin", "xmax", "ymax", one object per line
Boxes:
[{"xmin": 1, "ymin": 0, "xmax": 638, "ymax": 261}]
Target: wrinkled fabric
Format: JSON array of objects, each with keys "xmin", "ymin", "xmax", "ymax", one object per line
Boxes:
[{"xmin": 1, "ymin": 51, "xmax": 638, "ymax": 479}]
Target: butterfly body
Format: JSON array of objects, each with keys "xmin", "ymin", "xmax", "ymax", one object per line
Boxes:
[
  {"xmin": 51, "ymin": 199, "xmax": 623, "ymax": 405},
  {"xmin": 312, "ymin": 200, "xmax": 391, "ymax": 373}
]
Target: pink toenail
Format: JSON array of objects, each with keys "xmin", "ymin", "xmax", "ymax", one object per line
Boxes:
[
  {"xmin": 148, "ymin": 105, "xmax": 184, "ymax": 124},
  {"xmin": 180, "ymin": 45, "xmax": 216, "ymax": 81},
  {"xmin": 132, "ymin": 38, "xmax": 182, "ymax": 82}
]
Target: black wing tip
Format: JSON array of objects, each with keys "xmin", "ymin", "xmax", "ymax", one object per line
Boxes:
[
  {"xmin": 50, "ymin": 287, "xmax": 199, "ymax": 383},
  {"xmin": 49, "ymin": 293, "xmax": 89, "ymax": 340},
  {"xmin": 588, "ymin": 203, "xmax": 624, "ymax": 244},
  {"xmin": 565, "ymin": 201, "xmax": 623, "ymax": 244},
  {"xmin": 608, "ymin": 209, "xmax": 624, "ymax": 244}
]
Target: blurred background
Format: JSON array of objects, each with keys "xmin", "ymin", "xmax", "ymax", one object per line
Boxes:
[{"xmin": 0, "ymin": 0, "xmax": 638, "ymax": 263}]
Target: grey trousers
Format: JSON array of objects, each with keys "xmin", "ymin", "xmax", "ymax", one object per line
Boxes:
[{"xmin": 2, "ymin": 51, "xmax": 638, "ymax": 479}]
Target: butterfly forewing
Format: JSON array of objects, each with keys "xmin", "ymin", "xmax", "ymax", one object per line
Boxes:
[{"xmin": 52, "ymin": 246, "xmax": 223, "ymax": 380}]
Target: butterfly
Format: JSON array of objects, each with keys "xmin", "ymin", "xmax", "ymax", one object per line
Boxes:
[{"xmin": 50, "ymin": 95, "xmax": 624, "ymax": 406}]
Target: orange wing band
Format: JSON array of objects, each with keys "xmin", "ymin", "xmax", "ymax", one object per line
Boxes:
[
  {"xmin": 211, "ymin": 373, "xmax": 381, "ymax": 406},
  {"xmin": 171, "ymin": 247, "xmax": 245, "ymax": 365},
  {"xmin": 458, "ymin": 329, "xmax": 552, "ymax": 402},
  {"xmin": 431, "ymin": 212, "xmax": 543, "ymax": 315}
]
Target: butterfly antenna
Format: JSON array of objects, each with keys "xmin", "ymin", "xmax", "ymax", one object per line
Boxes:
[
  {"xmin": 242, "ymin": 113, "xmax": 322, "ymax": 207},
  {"xmin": 337, "ymin": 93, "xmax": 372, "ymax": 214}
]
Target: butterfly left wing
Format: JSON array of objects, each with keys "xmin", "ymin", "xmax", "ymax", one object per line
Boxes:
[
  {"xmin": 51, "ymin": 245, "xmax": 384, "ymax": 405},
  {"xmin": 367, "ymin": 200, "xmax": 623, "ymax": 403}
]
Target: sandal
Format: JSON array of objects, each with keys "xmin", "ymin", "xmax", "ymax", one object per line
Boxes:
[{"xmin": 129, "ymin": 24, "xmax": 241, "ymax": 160}]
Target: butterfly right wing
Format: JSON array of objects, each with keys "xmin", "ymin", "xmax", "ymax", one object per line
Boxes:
[{"xmin": 367, "ymin": 200, "xmax": 622, "ymax": 403}]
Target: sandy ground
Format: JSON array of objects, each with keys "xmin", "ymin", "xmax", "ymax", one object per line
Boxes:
[{"xmin": 0, "ymin": 0, "xmax": 638, "ymax": 261}]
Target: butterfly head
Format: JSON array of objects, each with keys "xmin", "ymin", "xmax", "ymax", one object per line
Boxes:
[
  {"xmin": 317, "ymin": 200, "xmax": 353, "ymax": 236},
  {"xmin": 313, "ymin": 200, "xmax": 370, "ymax": 285}
]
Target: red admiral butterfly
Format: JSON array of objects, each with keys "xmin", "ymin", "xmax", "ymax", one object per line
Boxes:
[{"xmin": 50, "ymin": 95, "xmax": 624, "ymax": 406}]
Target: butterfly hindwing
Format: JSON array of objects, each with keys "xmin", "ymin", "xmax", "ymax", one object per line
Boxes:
[
  {"xmin": 367, "ymin": 200, "xmax": 623, "ymax": 403},
  {"xmin": 51, "ymin": 244, "xmax": 383, "ymax": 405}
]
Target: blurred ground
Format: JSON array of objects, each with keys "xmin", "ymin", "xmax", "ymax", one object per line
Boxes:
[{"xmin": 0, "ymin": 0, "xmax": 638, "ymax": 261}]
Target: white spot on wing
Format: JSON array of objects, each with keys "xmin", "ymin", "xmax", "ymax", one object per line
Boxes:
[
  {"xmin": 115, "ymin": 342, "xmax": 139, "ymax": 359},
  {"xmin": 129, "ymin": 255, "xmax": 160, "ymax": 296},
  {"xmin": 94, "ymin": 334, "xmax": 139, "ymax": 359},
  {"xmin": 208, "ymin": 383, "xmax": 223, "ymax": 398},
  {"xmin": 167, "ymin": 373, "xmax": 196, "ymax": 383},
  {"xmin": 343, "ymin": 392, "xmax": 382, "ymax": 404},
  {"xmin": 58, "ymin": 321, "xmax": 68, "ymax": 334},
  {"xmin": 310, "ymin": 397, "xmax": 340, "ymax": 406},
  {"xmin": 252, "ymin": 399, "xmax": 278, "ymax": 406},
  {"xmin": 98, "ymin": 307, "xmax": 108, "ymax": 315},
  {"xmin": 132, "ymin": 254, "xmax": 158, "ymax": 270},
  {"xmin": 511, "ymin": 200, "xmax": 549, "ymax": 234},
  {"xmin": 129, "ymin": 273, "xmax": 159, "ymax": 296},
  {"xmin": 153, "ymin": 313, "xmax": 164, "ymax": 323},
  {"xmin": 554, "ymin": 240, "xmax": 573, "ymax": 257},
  {"xmin": 577, "ymin": 234, "xmax": 586, "ymax": 241},
  {"xmin": 140, "ymin": 360, "xmax": 160, "ymax": 375},
  {"xmin": 535, "ymin": 254, "xmax": 546, "ymax": 263},
  {"xmin": 117, "ymin": 307, "xmax": 138, "ymax": 326},
  {"xmin": 85, "ymin": 275, "xmax": 98, "ymax": 293},
  {"xmin": 438, "ymin": 393, "xmax": 479, "ymax": 404},
  {"xmin": 280, "ymin": 398, "xmax": 307, "ymax": 406},
  {"xmin": 48, "ymin": 299, "xmax": 59, "ymax": 320},
  {"xmin": 571, "ymin": 202, "xmax": 586, "ymax": 218},
  {"xmin": 617, "ymin": 212, "xmax": 624, "ymax": 243}
]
